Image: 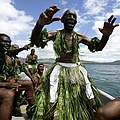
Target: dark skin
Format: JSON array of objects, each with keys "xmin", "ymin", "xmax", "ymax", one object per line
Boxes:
[
  {"xmin": 0, "ymin": 34, "xmax": 17, "ymax": 120},
  {"xmin": 5, "ymin": 44, "xmax": 35, "ymax": 108},
  {"xmin": 94, "ymin": 97, "xmax": 120, "ymax": 120},
  {"xmin": 30, "ymin": 6, "xmax": 119, "ymax": 106},
  {"xmin": 0, "ymin": 88, "xmax": 15, "ymax": 120},
  {"xmin": 31, "ymin": 6, "xmax": 119, "ymax": 63},
  {"xmin": 36, "ymin": 64, "xmax": 45, "ymax": 86},
  {"xmin": 26, "ymin": 49, "xmax": 38, "ymax": 64},
  {"xmin": 29, "ymin": 64, "xmax": 45, "ymax": 89},
  {"xmin": 9, "ymin": 44, "xmax": 34, "ymax": 82},
  {"xmin": 8, "ymin": 44, "xmax": 30, "ymax": 57},
  {"xmin": 26, "ymin": 49, "xmax": 38, "ymax": 75},
  {"xmin": 0, "ymin": 37, "xmax": 35, "ymax": 118}
]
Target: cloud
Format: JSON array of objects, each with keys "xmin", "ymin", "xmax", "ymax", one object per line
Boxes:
[
  {"xmin": 106, "ymin": 8, "xmax": 120, "ymax": 17},
  {"xmin": 1, "ymin": 0, "xmax": 120, "ymax": 62},
  {"xmin": 0, "ymin": 0, "xmax": 33, "ymax": 38},
  {"xmin": 59, "ymin": 0, "xmax": 68, "ymax": 6},
  {"xmin": 74, "ymin": 9, "xmax": 90, "ymax": 32},
  {"xmin": 84, "ymin": 0, "xmax": 108, "ymax": 15},
  {"xmin": 84, "ymin": 14, "xmax": 120, "ymax": 62},
  {"xmin": 61, "ymin": 0, "xmax": 68, "ymax": 5},
  {"xmin": 79, "ymin": 0, "xmax": 120, "ymax": 62},
  {"xmin": 17, "ymin": 41, "xmax": 56, "ymax": 60},
  {"xmin": 0, "ymin": 0, "xmax": 35, "ymax": 59}
]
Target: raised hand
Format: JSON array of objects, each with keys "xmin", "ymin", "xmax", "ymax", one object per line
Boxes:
[
  {"xmin": 23, "ymin": 44, "xmax": 30, "ymax": 50},
  {"xmin": 38, "ymin": 5, "xmax": 61, "ymax": 26},
  {"xmin": 99, "ymin": 15, "xmax": 119, "ymax": 36}
]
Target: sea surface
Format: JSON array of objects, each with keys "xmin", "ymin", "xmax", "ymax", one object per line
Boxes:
[
  {"xmin": 84, "ymin": 63, "xmax": 120, "ymax": 98},
  {"xmin": 25, "ymin": 57, "xmax": 120, "ymax": 98}
]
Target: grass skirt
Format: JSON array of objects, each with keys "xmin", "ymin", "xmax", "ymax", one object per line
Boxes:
[{"xmin": 31, "ymin": 62, "xmax": 101, "ymax": 120}]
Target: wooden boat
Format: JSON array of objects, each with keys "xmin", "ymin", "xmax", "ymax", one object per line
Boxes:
[
  {"xmin": 98, "ymin": 89, "xmax": 115, "ymax": 105},
  {"xmin": 12, "ymin": 89, "xmax": 115, "ymax": 120}
]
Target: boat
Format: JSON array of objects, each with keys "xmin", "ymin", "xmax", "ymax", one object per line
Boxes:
[
  {"xmin": 98, "ymin": 89, "xmax": 115, "ymax": 105},
  {"xmin": 12, "ymin": 89, "xmax": 115, "ymax": 120}
]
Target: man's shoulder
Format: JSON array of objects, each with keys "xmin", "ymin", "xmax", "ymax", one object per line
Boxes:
[
  {"xmin": 75, "ymin": 31, "xmax": 86, "ymax": 37},
  {"xmin": 27, "ymin": 54, "xmax": 31, "ymax": 57},
  {"xmin": 34, "ymin": 54, "xmax": 38, "ymax": 57},
  {"xmin": 75, "ymin": 31, "xmax": 89, "ymax": 40},
  {"xmin": 48, "ymin": 30, "xmax": 59, "ymax": 38}
]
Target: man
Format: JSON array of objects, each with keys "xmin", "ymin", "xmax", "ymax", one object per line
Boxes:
[
  {"xmin": 30, "ymin": 6, "xmax": 119, "ymax": 119},
  {"xmin": 8, "ymin": 44, "xmax": 35, "ymax": 116},
  {"xmin": 30, "ymin": 63, "xmax": 46, "ymax": 119},
  {"xmin": 0, "ymin": 33, "xmax": 19, "ymax": 120},
  {"xmin": 0, "ymin": 34, "xmax": 35, "ymax": 118},
  {"xmin": 8, "ymin": 43, "xmax": 30, "ymax": 57},
  {"xmin": 26, "ymin": 48, "xmax": 38, "ymax": 74},
  {"xmin": 94, "ymin": 97, "xmax": 120, "ymax": 120},
  {"xmin": 32, "ymin": 63, "xmax": 45, "ymax": 88}
]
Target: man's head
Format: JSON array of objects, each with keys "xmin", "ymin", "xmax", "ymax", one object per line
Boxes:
[
  {"xmin": 37, "ymin": 63, "xmax": 44, "ymax": 73},
  {"xmin": 31, "ymin": 49, "xmax": 35, "ymax": 55},
  {"xmin": 61, "ymin": 9, "xmax": 77, "ymax": 31},
  {"xmin": 9, "ymin": 44, "xmax": 20, "ymax": 56},
  {"xmin": 0, "ymin": 34, "xmax": 11, "ymax": 53},
  {"xmin": 11, "ymin": 44, "xmax": 19, "ymax": 51}
]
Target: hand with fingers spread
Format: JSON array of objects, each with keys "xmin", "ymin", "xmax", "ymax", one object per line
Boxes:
[
  {"xmin": 38, "ymin": 5, "xmax": 61, "ymax": 26},
  {"xmin": 99, "ymin": 15, "xmax": 119, "ymax": 36}
]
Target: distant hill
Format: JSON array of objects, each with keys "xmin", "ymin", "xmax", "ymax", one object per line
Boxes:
[
  {"xmin": 21, "ymin": 58, "xmax": 120, "ymax": 65},
  {"xmin": 82, "ymin": 60, "xmax": 120, "ymax": 65},
  {"xmin": 106, "ymin": 60, "xmax": 120, "ymax": 65},
  {"xmin": 38, "ymin": 58, "xmax": 55, "ymax": 64}
]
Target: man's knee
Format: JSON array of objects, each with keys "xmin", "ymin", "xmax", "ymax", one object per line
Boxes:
[
  {"xmin": 95, "ymin": 107, "xmax": 107, "ymax": 120},
  {"xmin": 4, "ymin": 89, "xmax": 15, "ymax": 101},
  {"xmin": 96, "ymin": 107, "xmax": 104, "ymax": 116}
]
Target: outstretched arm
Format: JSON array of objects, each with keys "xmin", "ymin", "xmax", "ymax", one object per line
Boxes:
[
  {"xmin": 96, "ymin": 15, "xmax": 119, "ymax": 51},
  {"xmin": 0, "ymin": 82, "xmax": 20, "ymax": 91},
  {"xmin": 79, "ymin": 15, "xmax": 119, "ymax": 52},
  {"xmin": 7, "ymin": 44, "xmax": 30, "ymax": 57},
  {"xmin": 31, "ymin": 5, "xmax": 61, "ymax": 46}
]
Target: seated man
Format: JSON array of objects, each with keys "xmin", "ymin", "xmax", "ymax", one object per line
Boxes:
[
  {"xmin": 0, "ymin": 34, "xmax": 18, "ymax": 120},
  {"xmin": 0, "ymin": 34, "xmax": 35, "ymax": 118},
  {"xmin": 94, "ymin": 97, "xmax": 120, "ymax": 120}
]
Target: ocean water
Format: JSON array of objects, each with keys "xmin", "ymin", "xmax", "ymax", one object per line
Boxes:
[{"xmin": 84, "ymin": 63, "xmax": 120, "ymax": 98}]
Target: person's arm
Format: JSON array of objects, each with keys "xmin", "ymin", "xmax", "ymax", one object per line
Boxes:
[
  {"xmin": 17, "ymin": 44, "xmax": 30, "ymax": 53},
  {"xmin": 0, "ymin": 82, "xmax": 20, "ymax": 91},
  {"xmin": 7, "ymin": 44, "xmax": 30, "ymax": 57},
  {"xmin": 78, "ymin": 15, "xmax": 119, "ymax": 52},
  {"xmin": 25, "ymin": 54, "xmax": 29, "ymax": 63},
  {"xmin": 30, "ymin": 5, "xmax": 61, "ymax": 47},
  {"xmin": 97, "ymin": 15, "xmax": 119, "ymax": 50}
]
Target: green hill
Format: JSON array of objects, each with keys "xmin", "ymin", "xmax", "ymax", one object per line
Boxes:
[{"xmin": 22, "ymin": 58, "xmax": 120, "ymax": 65}]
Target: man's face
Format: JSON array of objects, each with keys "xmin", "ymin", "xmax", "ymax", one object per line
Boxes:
[
  {"xmin": 31, "ymin": 49, "xmax": 35, "ymax": 55},
  {"xmin": 62, "ymin": 9, "xmax": 77, "ymax": 30},
  {"xmin": 0, "ymin": 36, "xmax": 11, "ymax": 52},
  {"xmin": 12, "ymin": 44, "xmax": 19, "ymax": 51},
  {"xmin": 38, "ymin": 64, "xmax": 44, "ymax": 73}
]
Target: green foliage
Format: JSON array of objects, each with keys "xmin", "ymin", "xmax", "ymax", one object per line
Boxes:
[
  {"xmin": 88, "ymin": 37, "xmax": 100, "ymax": 52},
  {"xmin": 54, "ymin": 30, "xmax": 79, "ymax": 63}
]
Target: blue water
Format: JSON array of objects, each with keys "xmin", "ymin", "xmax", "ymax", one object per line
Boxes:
[{"xmin": 84, "ymin": 64, "xmax": 120, "ymax": 98}]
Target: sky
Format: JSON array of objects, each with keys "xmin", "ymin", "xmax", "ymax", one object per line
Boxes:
[{"xmin": 0, "ymin": 0, "xmax": 120, "ymax": 62}]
